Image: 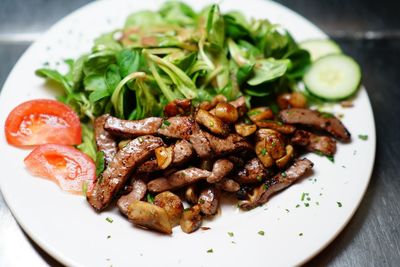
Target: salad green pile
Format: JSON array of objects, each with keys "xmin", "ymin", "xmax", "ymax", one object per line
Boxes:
[{"xmin": 35, "ymin": 1, "xmax": 312, "ymax": 158}]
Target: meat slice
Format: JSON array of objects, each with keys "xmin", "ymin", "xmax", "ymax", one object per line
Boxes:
[
  {"xmin": 207, "ymin": 159, "xmax": 234, "ymax": 183},
  {"xmin": 279, "ymin": 108, "xmax": 351, "ymax": 142},
  {"xmin": 94, "ymin": 114, "xmax": 117, "ymax": 166},
  {"xmin": 204, "ymin": 132, "xmax": 252, "ymax": 156},
  {"xmin": 137, "ymin": 140, "xmax": 194, "ymax": 173},
  {"xmin": 164, "ymin": 99, "xmax": 192, "ymax": 117},
  {"xmin": 117, "ymin": 179, "xmax": 147, "ymax": 215},
  {"xmin": 87, "ymin": 135, "xmax": 164, "ymax": 211},
  {"xmin": 235, "ymin": 157, "xmax": 270, "ymax": 184},
  {"xmin": 189, "ymin": 124, "xmax": 212, "ymax": 158},
  {"xmin": 239, "ymin": 158, "xmax": 314, "ymax": 210},
  {"xmin": 218, "ymin": 178, "xmax": 240, "ymax": 192},
  {"xmin": 104, "ymin": 116, "xmax": 163, "ymax": 138},
  {"xmin": 147, "ymin": 168, "xmax": 211, "ymax": 193},
  {"xmin": 291, "ymin": 130, "xmax": 337, "ymax": 156},
  {"xmin": 255, "ymin": 120, "xmax": 296, "ymax": 134},
  {"xmin": 157, "ymin": 116, "xmax": 195, "ymax": 140},
  {"xmin": 198, "ymin": 186, "xmax": 220, "ymax": 215}
]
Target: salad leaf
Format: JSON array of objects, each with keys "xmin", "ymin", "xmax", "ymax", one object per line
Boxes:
[
  {"xmin": 247, "ymin": 58, "xmax": 290, "ymax": 86},
  {"xmin": 77, "ymin": 123, "xmax": 97, "ymax": 160}
]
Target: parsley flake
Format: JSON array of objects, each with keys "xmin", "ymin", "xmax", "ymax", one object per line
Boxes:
[
  {"xmin": 162, "ymin": 120, "xmax": 171, "ymax": 126},
  {"xmin": 107, "ymin": 235, "xmax": 111, "ymax": 239},
  {"xmin": 207, "ymin": 249, "xmax": 214, "ymax": 253},
  {"xmin": 337, "ymin": 202, "xmax": 343, "ymax": 208},
  {"xmin": 261, "ymin": 148, "xmax": 267, "ymax": 156},
  {"xmin": 258, "ymin": 230, "xmax": 265, "ymax": 236},
  {"xmin": 106, "ymin": 217, "xmax": 113, "ymax": 223},
  {"xmin": 228, "ymin": 232, "xmax": 234, "ymax": 237},
  {"xmin": 281, "ymin": 172, "xmax": 287, "ymax": 177},
  {"xmin": 299, "ymin": 233, "xmax": 303, "ymax": 236},
  {"xmin": 358, "ymin": 134, "xmax": 368, "ymax": 141},
  {"xmin": 146, "ymin": 193, "xmax": 155, "ymax": 204}
]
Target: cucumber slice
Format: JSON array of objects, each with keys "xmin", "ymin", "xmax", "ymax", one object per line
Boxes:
[
  {"xmin": 300, "ymin": 39, "xmax": 342, "ymax": 61},
  {"xmin": 304, "ymin": 54, "xmax": 361, "ymax": 100}
]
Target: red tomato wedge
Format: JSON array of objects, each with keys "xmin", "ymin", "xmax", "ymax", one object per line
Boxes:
[
  {"xmin": 24, "ymin": 144, "xmax": 95, "ymax": 194},
  {"xmin": 5, "ymin": 99, "xmax": 81, "ymax": 147}
]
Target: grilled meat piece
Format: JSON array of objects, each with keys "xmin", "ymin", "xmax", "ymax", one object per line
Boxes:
[
  {"xmin": 218, "ymin": 178, "xmax": 240, "ymax": 192},
  {"xmin": 207, "ymin": 159, "xmax": 234, "ymax": 183},
  {"xmin": 94, "ymin": 114, "xmax": 117, "ymax": 166},
  {"xmin": 255, "ymin": 120, "xmax": 296, "ymax": 134},
  {"xmin": 157, "ymin": 116, "xmax": 195, "ymax": 140},
  {"xmin": 87, "ymin": 135, "xmax": 164, "ymax": 211},
  {"xmin": 198, "ymin": 186, "xmax": 220, "ymax": 215},
  {"xmin": 291, "ymin": 130, "xmax": 337, "ymax": 156},
  {"xmin": 204, "ymin": 132, "xmax": 252, "ymax": 156},
  {"xmin": 279, "ymin": 108, "xmax": 351, "ymax": 142},
  {"xmin": 164, "ymin": 99, "xmax": 192, "ymax": 117},
  {"xmin": 235, "ymin": 157, "xmax": 269, "ymax": 184},
  {"xmin": 147, "ymin": 168, "xmax": 211, "ymax": 193},
  {"xmin": 137, "ymin": 140, "xmax": 194, "ymax": 173},
  {"xmin": 117, "ymin": 178, "xmax": 147, "ymax": 215},
  {"xmin": 104, "ymin": 116, "xmax": 163, "ymax": 138},
  {"xmin": 189, "ymin": 124, "xmax": 213, "ymax": 158},
  {"xmin": 239, "ymin": 158, "xmax": 314, "ymax": 210}
]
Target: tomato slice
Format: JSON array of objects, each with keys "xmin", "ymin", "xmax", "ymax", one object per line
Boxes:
[
  {"xmin": 5, "ymin": 99, "xmax": 81, "ymax": 147},
  {"xmin": 24, "ymin": 144, "xmax": 95, "ymax": 194}
]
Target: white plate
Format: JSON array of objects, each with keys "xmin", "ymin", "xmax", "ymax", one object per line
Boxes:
[{"xmin": 0, "ymin": 0, "xmax": 376, "ymax": 266}]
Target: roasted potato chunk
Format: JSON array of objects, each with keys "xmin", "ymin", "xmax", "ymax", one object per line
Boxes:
[
  {"xmin": 154, "ymin": 191, "xmax": 184, "ymax": 227},
  {"xmin": 180, "ymin": 204, "xmax": 202, "ymax": 233},
  {"xmin": 127, "ymin": 200, "xmax": 172, "ymax": 234}
]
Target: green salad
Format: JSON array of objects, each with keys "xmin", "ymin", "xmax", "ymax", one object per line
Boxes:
[{"xmin": 35, "ymin": 1, "xmax": 360, "ymax": 159}]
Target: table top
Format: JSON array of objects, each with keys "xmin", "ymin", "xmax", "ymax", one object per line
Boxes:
[{"xmin": 1, "ymin": 0, "xmax": 399, "ymax": 266}]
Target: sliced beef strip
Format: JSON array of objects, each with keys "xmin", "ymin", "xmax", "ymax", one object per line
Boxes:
[
  {"xmin": 117, "ymin": 179, "xmax": 147, "ymax": 215},
  {"xmin": 104, "ymin": 116, "xmax": 163, "ymax": 138},
  {"xmin": 239, "ymin": 158, "xmax": 314, "ymax": 210},
  {"xmin": 94, "ymin": 114, "xmax": 118, "ymax": 166},
  {"xmin": 204, "ymin": 132, "xmax": 253, "ymax": 157},
  {"xmin": 217, "ymin": 178, "xmax": 240, "ymax": 192},
  {"xmin": 137, "ymin": 140, "xmax": 194, "ymax": 173},
  {"xmin": 291, "ymin": 130, "xmax": 337, "ymax": 156},
  {"xmin": 279, "ymin": 108, "xmax": 351, "ymax": 142},
  {"xmin": 189, "ymin": 124, "xmax": 213, "ymax": 158},
  {"xmin": 198, "ymin": 186, "xmax": 220, "ymax": 215},
  {"xmin": 207, "ymin": 159, "xmax": 234, "ymax": 183},
  {"xmin": 164, "ymin": 99, "xmax": 192, "ymax": 117},
  {"xmin": 147, "ymin": 168, "xmax": 211, "ymax": 193},
  {"xmin": 255, "ymin": 120, "xmax": 296, "ymax": 134},
  {"xmin": 235, "ymin": 157, "xmax": 270, "ymax": 184},
  {"xmin": 87, "ymin": 135, "xmax": 164, "ymax": 211},
  {"xmin": 157, "ymin": 116, "xmax": 195, "ymax": 140}
]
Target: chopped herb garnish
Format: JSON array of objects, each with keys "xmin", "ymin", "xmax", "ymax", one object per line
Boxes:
[
  {"xmin": 337, "ymin": 202, "xmax": 343, "ymax": 207},
  {"xmin": 295, "ymin": 204, "xmax": 300, "ymax": 208},
  {"xmin": 162, "ymin": 120, "xmax": 171, "ymax": 126},
  {"xmin": 301, "ymin": 192, "xmax": 308, "ymax": 201},
  {"xmin": 261, "ymin": 148, "xmax": 267, "ymax": 156},
  {"xmin": 281, "ymin": 172, "xmax": 287, "ymax": 177},
  {"xmin": 320, "ymin": 112, "xmax": 335, "ymax": 118},
  {"xmin": 207, "ymin": 249, "xmax": 214, "ymax": 253},
  {"xmin": 315, "ymin": 201, "xmax": 320, "ymax": 206},
  {"xmin": 199, "ymin": 198, "xmax": 205, "ymax": 204},
  {"xmin": 258, "ymin": 230, "xmax": 265, "ymax": 236},
  {"xmin": 107, "ymin": 235, "xmax": 111, "ymax": 239},
  {"xmin": 106, "ymin": 217, "xmax": 113, "ymax": 223},
  {"xmin": 248, "ymin": 110, "xmax": 261, "ymax": 116},
  {"xmin": 358, "ymin": 134, "xmax": 368, "ymax": 141},
  {"xmin": 304, "ymin": 203, "xmax": 310, "ymax": 207},
  {"xmin": 146, "ymin": 193, "xmax": 155, "ymax": 204},
  {"xmin": 256, "ymin": 175, "xmax": 262, "ymax": 181},
  {"xmin": 227, "ymin": 232, "xmax": 234, "ymax": 237},
  {"xmin": 95, "ymin": 151, "xmax": 105, "ymax": 178},
  {"xmin": 299, "ymin": 233, "xmax": 303, "ymax": 236},
  {"xmin": 231, "ymin": 241, "xmax": 236, "ymax": 244},
  {"xmin": 138, "ymin": 137, "xmax": 144, "ymax": 143},
  {"xmin": 306, "ymin": 197, "xmax": 311, "ymax": 201},
  {"xmin": 285, "ymin": 209, "xmax": 290, "ymax": 213},
  {"xmin": 326, "ymin": 155, "xmax": 335, "ymax": 163},
  {"xmin": 209, "ymin": 121, "xmax": 215, "ymax": 127}
]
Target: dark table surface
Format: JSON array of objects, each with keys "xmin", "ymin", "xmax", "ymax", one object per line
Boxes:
[{"xmin": 1, "ymin": 0, "xmax": 399, "ymax": 266}]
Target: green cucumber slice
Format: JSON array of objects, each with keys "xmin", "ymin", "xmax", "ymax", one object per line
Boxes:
[
  {"xmin": 300, "ymin": 39, "xmax": 342, "ymax": 61},
  {"xmin": 304, "ymin": 54, "xmax": 361, "ymax": 100}
]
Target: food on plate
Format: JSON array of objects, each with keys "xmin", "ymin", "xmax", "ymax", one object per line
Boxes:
[
  {"xmin": 5, "ymin": 2, "xmax": 360, "ymax": 235},
  {"xmin": 5, "ymin": 99, "xmax": 81, "ymax": 147},
  {"xmin": 24, "ymin": 144, "xmax": 95, "ymax": 194}
]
